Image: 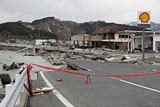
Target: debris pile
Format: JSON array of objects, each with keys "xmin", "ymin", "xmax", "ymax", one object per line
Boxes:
[
  {"xmin": 41, "ymin": 48, "xmax": 160, "ymax": 66},
  {"xmin": 2, "ymin": 62, "xmax": 24, "ymax": 71},
  {"xmin": 45, "ymin": 53, "xmax": 66, "ymax": 65}
]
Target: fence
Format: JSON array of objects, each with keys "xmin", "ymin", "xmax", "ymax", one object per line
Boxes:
[{"xmin": 0, "ymin": 65, "xmax": 32, "ymax": 107}]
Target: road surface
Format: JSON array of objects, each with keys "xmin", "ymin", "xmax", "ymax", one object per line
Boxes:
[{"xmin": 29, "ymin": 59, "xmax": 160, "ymax": 107}]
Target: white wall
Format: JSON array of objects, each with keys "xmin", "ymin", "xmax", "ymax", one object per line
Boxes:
[
  {"xmin": 36, "ymin": 40, "xmax": 47, "ymax": 45},
  {"xmin": 114, "ymin": 34, "xmax": 134, "ymax": 42},
  {"xmin": 134, "ymin": 37, "xmax": 152, "ymax": 50},
  {"xmin": 48, "ymin": 39, "xmax": 56, "ymax": 43},
  {"xmin": 145, "ymin": 37, "xmax": 152, "ymax": 48},
  {"xmin": 102, "ymin": 34, "xmax": 133, "ymax": 42},
  {"xmin": 134, "ymin": 38, "xmax": 141, "ymax": 49},
  {"xmin": 153, "ymin": 34, "xmax": 160, "ymax": 51}
]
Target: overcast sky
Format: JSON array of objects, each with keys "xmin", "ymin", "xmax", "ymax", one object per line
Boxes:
[{"xmin": 0, "ymin": 0, "xmax": 159, "ymax": 24}]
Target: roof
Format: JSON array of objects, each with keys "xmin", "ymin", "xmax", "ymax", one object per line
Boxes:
[
  {"xmin": 117, "ymin": 30, "xmax": 154, "ymax": 34},
  {"xmin": 92, "ymin": 25, "xmax": 124, "ymax": 35},
  {"xmin": 116, "ymin": 30, "xmax": 155, "ymax": 36},
  {"xmin": 73, "ymin": 34, "xmax": 89, "ymax": 36}
]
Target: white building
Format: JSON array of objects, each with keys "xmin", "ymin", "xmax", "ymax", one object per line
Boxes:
[
  {"xmin": 92, "ymin": 26, "xmax": 160, "ymax": 52},
  {"xmin": 153, "ymin": 32, "xmax": 160, "ymax": 52},
  {"xmin": 116, "ymin": 30, "xmax": 154, "ymax": 52}
]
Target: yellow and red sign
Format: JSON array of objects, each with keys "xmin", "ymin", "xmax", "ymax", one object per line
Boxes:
[
  {"xmin": 137, "ymin": 11, "xmax": 151, "ymax": 24},
  {"xmin": 139, "ymin": 12, "xmax": 150, "ymax": 23}
]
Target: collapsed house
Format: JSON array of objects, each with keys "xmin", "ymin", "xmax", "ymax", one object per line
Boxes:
[
  {"xmin": 71, "ymin": 34, "xmax": 102, "ymax": 48},
  {"xmin": 71, "ymin": 25, "xmax": 160, "ymax": 52}
]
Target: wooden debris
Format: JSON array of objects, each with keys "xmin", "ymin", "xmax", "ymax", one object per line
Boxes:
[
  {"xmin": 2, "ymin": 64, "xmax": 8, "ymax": 70},
  {"xmin": 2, "ymin": 62, "xmax": 24, "ymax": 71},
  {"xmin": 32, "ymin": 92, "xmax": 44, "ymax": 96},
  {"xmin": 32, "ymin": 87, "xmax": 56, "ymax": 93},
  {"xmin": 3, "ymin": 62, "xmax": 19, "ymax": 71}
]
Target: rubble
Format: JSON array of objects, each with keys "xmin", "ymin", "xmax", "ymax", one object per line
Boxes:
[
  {"xmin": 123, "ymin": 58, "xmax": 138, "ymax": 64},
  {"xmin": 41, "ymin": 48, "xmax": 160, "ymax": 66},
  {"xmin": 0, "ymin": 74, "xmax": 11, "ymax": 87},
  {"xmin": 2, "ymin": 62, "xmax": 24, "ymax": 71},
  {"xmin": 24, "ymin": 53, "xmax": 35, "ymax": 56},
  {"xmin": 2, "ymin": 64, "xmax": 8, "ymax": 70}
]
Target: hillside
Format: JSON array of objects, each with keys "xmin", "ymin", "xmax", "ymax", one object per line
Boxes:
[
  {"xmin": 0, "ymin": 21, "xmax": 57, "ymax": 41},
  {"xmin": 31, "ymin": 17, "xmax": 71, "ymax": 40},
  {"xmin": 29, "ymin": 17, "xmax": 142, "ymax": 40},
  {"xmin": 128, "ymin": 21, "xmax": 160, "ymax": 32},
  {"xmin": 0, "ymin": 16, "xmax": 151, "ymax": 41}
]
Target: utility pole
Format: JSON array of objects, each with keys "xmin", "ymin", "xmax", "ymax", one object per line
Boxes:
[
  {"xmin": 83, "ymin": 35, "xmax": 85, "ymax": 52},
  {"xmin": 142, "ymin": 28, "xmax": 145, "ymax": 61},
  {"xmin": 128, "ymin": 34, "xmax": 130, "ymax": 53},
  {"xmin": 89, "ymin": 35, "xmax": 91, "ymax": 52}
]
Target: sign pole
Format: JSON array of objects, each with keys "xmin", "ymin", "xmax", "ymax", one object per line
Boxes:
[
  {"xmin": 137, "ymin": 11, "xmax": 151, "ymax": 61},
  {"xmin": 142, "ymin": 28, "xmax": 145, "ymax": 61}
]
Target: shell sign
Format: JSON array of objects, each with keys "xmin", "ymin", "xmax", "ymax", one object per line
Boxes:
[
  {"xmin": 139, "ymin": 12, "xmax": 150, "ymax": 23},
  {"xmin": 138, "ymin": 11, "xmax": 151, "ymax": 24}
]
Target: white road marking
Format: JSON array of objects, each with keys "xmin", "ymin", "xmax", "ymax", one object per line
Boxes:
[
  {"xmin": 73, "ymin": 64, "xmax": 160, "ymax": 93},
  {"xmin": 111, "ymin": 77, "xmax": 160, "ymax": 93},
  {"xmin": 78, "ymin": 62, "xmax": 160, "ymax": 93},
  {"xmin": 152, "ymin": 69, "xmax": 157, "ymax": 72},
  {"xmin": 40, "ymin": 72, "xmax": 74, "ymax": 107},
  {"xmin": 77, "ymin": 65, "xmax": 92, "ymax": 72}
]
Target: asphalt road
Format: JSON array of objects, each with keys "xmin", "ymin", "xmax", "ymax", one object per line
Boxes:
[
  {"xmin": 27, "ymin": 72, "xmax": 66, "ymax": 107},
  {"xmin": 40, "ymin": 59, "xmax": 160, "ymax": 107}
]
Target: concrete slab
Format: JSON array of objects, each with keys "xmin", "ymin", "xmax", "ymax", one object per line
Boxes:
[
  {"xmin": 0, "ymin": 79, "xmax": 4, "ymax": 101},
  {"xmin": 0, "ymin": 73, "xmax": 11, "ymax": 85}
]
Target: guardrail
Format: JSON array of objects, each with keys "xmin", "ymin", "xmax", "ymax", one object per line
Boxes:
[{"xmin": 0, "ymin": 66, "xmax": 32, "ymax": 107}]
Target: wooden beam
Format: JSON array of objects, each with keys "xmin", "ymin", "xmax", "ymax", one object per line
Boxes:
[{"xmin": 32, "ymin": 87, "xmax": 56, "ymax": 93}]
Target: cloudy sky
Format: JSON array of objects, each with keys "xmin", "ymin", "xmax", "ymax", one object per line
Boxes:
[{"xmin": 0, "ymin": 0, "xmax": 159, "ymax": 24}]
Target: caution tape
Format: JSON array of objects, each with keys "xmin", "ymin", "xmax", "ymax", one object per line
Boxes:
[
  {"xmin": 31, "ymin": 63, "xmax": 88, "ymax": 76},
  {"xmin": 26, "ymin": 63, "xmax": 160, "ymax": 83}
]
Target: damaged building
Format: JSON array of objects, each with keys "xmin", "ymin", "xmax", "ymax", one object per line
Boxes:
[
  {"xmin": 71, "ymin": 34, "xmax": 102, "ymax": 48},
  {"xmin": 71, "ymin": 25, "xmax": 160, "ymax": 52}
]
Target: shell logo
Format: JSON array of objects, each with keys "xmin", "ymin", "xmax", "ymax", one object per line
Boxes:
[{"xmin": 139, "ymin": 12, "xmax": 150, "ymax": 23}]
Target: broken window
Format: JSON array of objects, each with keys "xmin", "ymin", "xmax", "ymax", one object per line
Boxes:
[
  {"xmin": 102, "ymin": 33, "xmax": 106, "ymax": 39},
  {"xmin": 109, "ymin": 33, "xmax": 115, "ymax": 39},
  {"xmin": 119, "ymin": 35, "xmax": 131, "ymax": 38}
]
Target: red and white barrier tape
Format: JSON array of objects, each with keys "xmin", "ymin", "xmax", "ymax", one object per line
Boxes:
[{"xmin": 24, "ymin": 63, "xmax": 160, "ymax": 84}]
